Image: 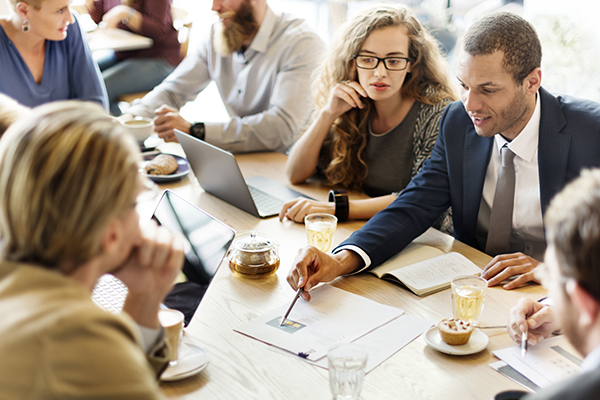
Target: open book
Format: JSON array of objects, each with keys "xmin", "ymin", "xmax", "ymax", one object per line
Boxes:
[{"xmin": 369, "ymin": 243, "xmax": 482, "ymax": 296}]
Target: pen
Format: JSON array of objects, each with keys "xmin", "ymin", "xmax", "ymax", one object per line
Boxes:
[
  {"xmin": 521, "ymin": 330, "xmax": 528, "ymax": 358},
  {"xmin": 280, "ymin": 288, "xmax": 303, "ymax": 326}
]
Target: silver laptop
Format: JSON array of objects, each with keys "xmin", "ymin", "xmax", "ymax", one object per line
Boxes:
[
  {"xmin": 174, "ymin": 129, "xmax": 313, "ymax": 218},
  {"xmin": 92, "ymin": 190, "xmax": 235, "ymax": 313}
]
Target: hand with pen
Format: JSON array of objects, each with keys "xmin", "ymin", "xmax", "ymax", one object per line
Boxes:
[
  {"xmin": 287, "ymin": 247, "xmax": 363, "ymax": 301},
  {"xmin": 508, "ymin": 298, "xmax": 559, "ymax": 348}
]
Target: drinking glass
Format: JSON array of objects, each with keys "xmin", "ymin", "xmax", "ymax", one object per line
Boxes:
[
  {"xmin": 328, "ymin": 343, "xmax": 367, "ymax": 400},
  {"xmin": 158, "ymin": 308, "xmax": 185, "ymax": 366},
  {"xmin": 451, "ymin": 275, "xmax": 487, "ymax": 325},
  {"xmin": 305, "ymin": 213, "xmax": 337, "ymax": 253}
]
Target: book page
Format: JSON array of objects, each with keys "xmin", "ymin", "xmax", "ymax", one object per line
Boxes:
[
  {"xmin": 388, "ymin": 252, "xmax": 481, "ymax": 293},
  {"xmin": 234, "ymin": 285, "xmax": 404, "ymax": 362},
  {"xmin": 369, "ymin": 243, "xmax": 445, "ymax": 278}
]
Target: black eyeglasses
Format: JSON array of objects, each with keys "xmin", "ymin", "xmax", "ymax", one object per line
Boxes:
[{"xmin": 353, "ymin": 54, "xmax": 411, "ymax": 71}]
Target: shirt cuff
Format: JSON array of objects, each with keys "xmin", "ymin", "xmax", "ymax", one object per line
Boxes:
[
  {"xmin": 333, "ymin": 245, "xmax": 371, "ymax": 274},
  {"xmin": 203, "ymin": 122, "xmax": 224, "ymax": 146},
  {"xmin": 138, "ymin": 324, "xmax": 164, "ymax": 354}
]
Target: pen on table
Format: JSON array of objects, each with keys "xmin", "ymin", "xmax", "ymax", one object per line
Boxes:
[
  {"xmin": 521, "ymin": 329, "xmax": 528, "ymax": 358},
  {"xmin": 280, "ymin": 288, "xmax": 304, "ymax": 326}
]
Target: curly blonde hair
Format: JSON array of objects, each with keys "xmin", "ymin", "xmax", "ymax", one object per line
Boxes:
[{"xmin": 314, "ymin": 4, "xmax": 457, "ymax": 190}]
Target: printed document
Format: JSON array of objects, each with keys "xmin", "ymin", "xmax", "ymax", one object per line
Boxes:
[{"xmin": 235, "ymin": 284, "xmax": 404, "ymax": 361}]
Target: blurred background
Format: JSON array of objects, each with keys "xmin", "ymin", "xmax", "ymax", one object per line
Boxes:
[{"xmin": 2, "ymin": 0, "xmax": 599, "ymax": 121}]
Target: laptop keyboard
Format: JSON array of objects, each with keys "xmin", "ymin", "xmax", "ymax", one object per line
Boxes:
[
  {"xmin": 92, "ymin": 274, "xmax": 127, "ymax": 314},
  {"xmin": 248, "ymin": 185, "xmax": 284, "ymax": 216}
]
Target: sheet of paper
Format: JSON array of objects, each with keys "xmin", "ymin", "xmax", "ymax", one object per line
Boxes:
[
  {"xmin": 492, "ymin": 335, "xmax": 583, "ymax": 388},
  {"xmin": 489, "ymin": 361, "xmax": 538, "ymax": 391},
  {"xmin": 310, "ymin": 314, "xmax": 433, "ymax": 373},
  {"xmin": 234, "ymin": 285, "xmax": 404, "ymax": 361}
]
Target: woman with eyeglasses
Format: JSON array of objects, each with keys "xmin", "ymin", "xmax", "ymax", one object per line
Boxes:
[{"xmin": 280, "ymin": 4, "xmax": 457, "ymax": 227}]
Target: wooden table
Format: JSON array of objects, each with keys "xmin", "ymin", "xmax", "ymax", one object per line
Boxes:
[
  {"xmin": 150, "ymin": 144, "xmax": 545, "ymax": 400},
  {"xmin": 87, "ymin": 28, "xmax": 153, "ymax": 52}
]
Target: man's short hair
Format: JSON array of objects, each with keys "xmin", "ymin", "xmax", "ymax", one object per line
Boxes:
[
  {"xmin": 545, "ymin": 169, "xmax": 600, "ymax": 302},
  {"xmin": 463, "ymin": 12, "xmax": 542, "ymax": 84}
]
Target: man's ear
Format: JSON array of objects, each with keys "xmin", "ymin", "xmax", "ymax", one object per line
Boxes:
[
  {"xmin": 567, "ymin": 280, "xmax": 600, "ymax": 327},
  {"xmin": 523, "ymin": 68, "xmax": 542, "ymax": 95},
  {"xmin": 100, "ymin": 218, "xmax": 121, "ymax": 256}
]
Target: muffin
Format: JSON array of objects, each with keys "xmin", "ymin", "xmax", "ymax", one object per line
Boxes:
[{"xmin": 438, "ymin": 318, "xmax": 474, "ymax": 345}]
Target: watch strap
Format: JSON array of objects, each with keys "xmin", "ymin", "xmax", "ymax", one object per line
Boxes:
[{"xmin": 328, "ymin": 189, "xmax": 349, "ymax": 222}]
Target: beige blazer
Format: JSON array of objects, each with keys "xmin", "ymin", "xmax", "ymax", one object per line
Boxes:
[{"xmin": 0, "ymin": 261, "xmax": 167, "ymax": 399}]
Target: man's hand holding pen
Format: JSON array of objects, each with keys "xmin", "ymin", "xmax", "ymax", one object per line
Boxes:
[
  {"xmin": 287, "ymin": 247, "xmax": 363, "ymax": 302},
  {"xmin": 508, "ymin": 298, "xmax": 559, "ymax": 348}
]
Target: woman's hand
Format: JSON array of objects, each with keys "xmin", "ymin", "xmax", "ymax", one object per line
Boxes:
[
  {"xmin": 322, "ymin": 66, "xmax": 368, "ymax": 120},
  {"xmin": 279, "ymin": 197, "xmax": 335, "ymax": 223},
  {"xmin": 101, "ymin": 5, "xmax": 133, "ymax": 29}
]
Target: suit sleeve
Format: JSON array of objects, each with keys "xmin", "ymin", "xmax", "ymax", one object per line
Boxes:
[
  {"xmin": 43, "ymin": 308, "xmax": 165, "ymax": 399},
  {"xmin": 335, "ymin": 105, "xmax": 454, "ymax": 268}
]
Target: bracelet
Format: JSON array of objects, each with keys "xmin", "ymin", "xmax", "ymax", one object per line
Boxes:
[
  {"xmin": 121, "ymin": 7, "xmax": 136, "ymax": 25},
  {"xmin": 328, "ymin": 189, "xmax": 349, "ymax": 222}
]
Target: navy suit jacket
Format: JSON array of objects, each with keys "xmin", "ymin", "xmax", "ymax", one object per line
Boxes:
[
  {"xmin": 523, "ymin": 366, "xmax": 600, "ymax": 400},
  {"xmin": 337, "ymin": 87, "xmax": 600, "ymax": 268}
]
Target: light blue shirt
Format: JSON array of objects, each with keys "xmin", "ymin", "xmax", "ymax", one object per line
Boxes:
[{"xmin": 0, "ymin": 15, "xmax": 108, "ymax": 109}]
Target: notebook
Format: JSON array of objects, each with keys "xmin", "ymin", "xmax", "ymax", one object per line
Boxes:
[
  {"xmin": 92, "ymin": 190, "xmax": 236, "ymax": 313},
  {"xmin": 174, "ymin": 129, "xmax": 313, "ymax": 218}
]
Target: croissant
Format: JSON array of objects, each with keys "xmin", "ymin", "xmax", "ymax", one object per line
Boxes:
[{"xmin": 144, "ymin": 154, "xmax": 178, "ymax": 175}]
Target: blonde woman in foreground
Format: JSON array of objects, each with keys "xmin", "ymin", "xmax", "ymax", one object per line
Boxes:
[
  {"xmin": 0, "ymin": 101, "xmax": 183, "ymax": 398},
  {"xmin": 280, "ymin": 4, "xmax": 456, "ymax": 227}
]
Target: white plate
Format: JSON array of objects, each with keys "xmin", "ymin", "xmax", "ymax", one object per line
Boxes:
[
  {"xmin": 160, "ymin": 342, "xmax": 210, "ymax": 381},
  {"xmin": 424, "ymin": 326, "xmax": 489, "ymax": 355}
]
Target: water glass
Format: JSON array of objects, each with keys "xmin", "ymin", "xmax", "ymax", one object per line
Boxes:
[
  {"xmin": 328, "ymin": 343, "xmax": 367, "ymax": 400},
  {"xmin": 451, "ymin": 275, "xmax": 487, "ymax": 325}
]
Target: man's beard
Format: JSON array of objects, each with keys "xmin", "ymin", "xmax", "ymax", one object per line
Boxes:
[{"xmin": 214, "ymin": 0, "xmax": 258, "ymax": 56}]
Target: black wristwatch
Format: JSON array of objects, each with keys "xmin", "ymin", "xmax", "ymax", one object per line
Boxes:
[
  {"xmin": 190, "ymin": 122, "xmax": 205, "ymax": 141},
  {"xmin": 328, "ymin": 189, "xmax": 349, "ymax": 222}
]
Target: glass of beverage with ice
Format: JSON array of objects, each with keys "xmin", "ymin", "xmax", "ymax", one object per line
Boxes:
[
  {"xmin": 451, "ymin": 275, "xmax": 487, "ymax": 325},
  {"xmin": 304, "ymin": 213, "xmax": 337, "ymax": 253}
]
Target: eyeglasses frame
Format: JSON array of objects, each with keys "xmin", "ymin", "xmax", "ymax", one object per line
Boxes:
[{"xmin": 353, "ymin": 54, "xmax": 412, "ymax": 71}]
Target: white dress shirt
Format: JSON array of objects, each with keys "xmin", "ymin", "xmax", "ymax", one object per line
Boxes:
[
  {"xmin": 128, "ymin": 7, "xmax": 324, "ymax": 153},
  {"xmin": 476, "ymin": 93, "xmax": 546, "ymax": 260}
]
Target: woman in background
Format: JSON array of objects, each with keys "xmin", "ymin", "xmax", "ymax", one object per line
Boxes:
[
  {"xmin": 0, "ymin": 101, "xmax": 183, "ymax": 397},
  {"xmin": 280, "ymin": 4, "xmax": 456, "ymax": 230},
  {"xmin": 87, "ymin": 0, "xmax": 183, "ymax": 115},
  {"xmin": 0, "ymin": 0, "xmax": 107, "ymax": 108}
]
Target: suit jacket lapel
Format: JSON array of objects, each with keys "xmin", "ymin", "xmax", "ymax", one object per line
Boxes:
[{"xmin": 538, "ymin": 88, "xmax": 570, "ymax": 215}]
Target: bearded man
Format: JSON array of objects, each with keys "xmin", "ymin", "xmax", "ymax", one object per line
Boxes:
[{"xmin": 124, "ymin": 0, "xmax": 324, "ymax": 153}]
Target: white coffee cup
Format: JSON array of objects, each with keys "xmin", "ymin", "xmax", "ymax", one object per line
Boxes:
[
  {"xmin": 121, "ymin": 116, "xmax": 154, "ymax": 144},
  {"xmin": 158, "ymin": 308, "xmax": 185, "ymax": 366}
]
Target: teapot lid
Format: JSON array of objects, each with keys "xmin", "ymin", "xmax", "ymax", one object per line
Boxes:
[{"xmin": 234, "ymin": 231, "xmax": 276, "ymax": 253}]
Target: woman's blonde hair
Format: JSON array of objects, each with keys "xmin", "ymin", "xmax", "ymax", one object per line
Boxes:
[
  {"xmin": 0, "ymin": 94, "xmax": 29, "ymax": 137},
  {"xmin": 0, "ymin": 101, "xmax": 140, "ymax": 270},
  {"xmin": 314, "ymin": 3, "xmax": 457, "ymax": 190}
]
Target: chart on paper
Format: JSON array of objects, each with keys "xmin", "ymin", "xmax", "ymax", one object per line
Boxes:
[
  {"xmin": 234, "ymin": 285, "xmax": 404, "ymax": 361},
  {"xmin": 492, "ymin": 335, "xmax": 583, "ymax": 388}
]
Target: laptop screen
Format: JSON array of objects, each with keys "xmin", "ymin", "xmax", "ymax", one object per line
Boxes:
[
  {"xmin": 152, "ymin": 190, "xmax": 235, "ymax": 285},
  {"xmin": 92, "ymin": 190, "xmax": 235, "ymax": 317}
]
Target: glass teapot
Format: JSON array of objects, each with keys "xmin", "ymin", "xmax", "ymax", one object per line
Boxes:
[{"xmin": 228, "ymin": 231, "xmax": 280, "ymax": 278}]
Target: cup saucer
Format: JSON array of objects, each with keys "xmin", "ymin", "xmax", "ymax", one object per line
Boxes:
[
  {"xmin": 160, "ymin": 342, "xmax": 210, "ymax": 381},
  {"xmin": 424, "ymin": 326, "xmax": 489, "ymax": 356}
]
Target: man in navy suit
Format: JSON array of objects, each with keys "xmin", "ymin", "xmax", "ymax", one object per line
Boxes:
[
  {"xmin": 286, "ymin": 11, "xmax": 600, "ymax": 300},
  {"xmin": 506, "ymin": 169, "xmax": 600, "ymax": 400}
]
